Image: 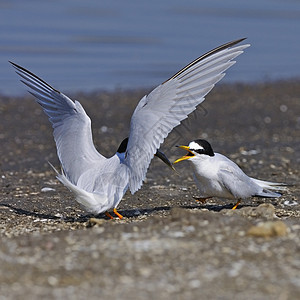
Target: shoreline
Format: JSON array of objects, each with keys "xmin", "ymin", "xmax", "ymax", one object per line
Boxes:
[{"xmin": 2, "ymin": 77, "xmax": 300, "ymax": 99}]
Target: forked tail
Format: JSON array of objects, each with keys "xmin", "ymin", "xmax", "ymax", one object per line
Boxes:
[
  {"xmin": 47, "ymin": 162, "xmax": 103, "ymax": 213},
  {"xmin": 251, "ymin": 178, "xmax": 288, "ymax": 198}
]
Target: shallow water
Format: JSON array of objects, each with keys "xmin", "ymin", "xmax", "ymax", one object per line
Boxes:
[{"xmin": 1, "ymin": 0, "xmax": 300, "ymax": 95}]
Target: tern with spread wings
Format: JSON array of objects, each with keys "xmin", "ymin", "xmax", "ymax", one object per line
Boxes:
[{"xmin": 10, "ymin": 38, "xmax": 249, "ymax": 218}]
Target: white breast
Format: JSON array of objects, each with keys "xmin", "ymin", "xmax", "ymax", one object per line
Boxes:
[{"xmin": 190, "ymin": 154, "xmax": 235, "ymax": 199}]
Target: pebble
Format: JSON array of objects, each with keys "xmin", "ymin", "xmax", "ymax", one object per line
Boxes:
[
  {"xmin": 100, "ymin": 125, "xmax": 108, "ymax": 132},
  {"xmin": 226, "ymin": 204, "xmax": 276, "ymax": 219},
  {"xmin": 240, "ymin": 149, "xmax": 260, "ymax": 156},
  {"xmin": 150, "ymin": 185, "xmax": 166, "ymax": 190},
  {"xmin": 284, "ymin": 200, "xmax": 298, "ymax": 206},
  {"xmin": 279, "ymin": 104, "xmax": 288, "ymax": 112},
  {"xmin": 87, "ymin": 218, "xmax": 105, "ymax": 227},
  {"xmin": 41, "ymin": 187, "xmax": 56, "ymax": 192},
  {"xmin": 247, "ymin": 221, "xmax": 288, "ymax": 237}
]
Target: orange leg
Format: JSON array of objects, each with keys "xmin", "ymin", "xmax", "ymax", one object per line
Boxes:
[
  {"xmin": 232, "ymin": 200, "xmax": 241, "ymax": 210},
  {"xmin": 105, "ymin": 211, "xmax": 114, "ymax": 219},
  {"xmin": 193, "ymin": 196, "xmax": 212, "ymax": 204},
  {"xmin": 113, "ymin": 208, "xmax": 123, "ymax": 219}
]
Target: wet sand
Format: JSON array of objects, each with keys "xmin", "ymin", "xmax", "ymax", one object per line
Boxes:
[{"xmin": 0, "ymin": 81, "xmax": 299, "ymax": 299}]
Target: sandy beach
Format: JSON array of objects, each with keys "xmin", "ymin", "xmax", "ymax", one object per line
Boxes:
[{"xmin": 0, "ymin": 81, "xmax": 299, "ymax": 299}]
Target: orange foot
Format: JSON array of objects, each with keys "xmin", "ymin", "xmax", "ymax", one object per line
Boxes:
[
  {"xmin": 105, "ymin": 211, "xmax": 114, "ymax": 219},
  {"xmin": 193, "ymin": 196, "xmax": 212, "ymax": 204},
  {"xmin": 232, "ymin": 200, "xmax": 241, "ymax": 210},
  {"xmin": 105, "ymin": 209, "xmax": 124, "ymax": 219},
  {"xmin": 113, "ymin": 208, "xmax": 123, "ymax": 219}
]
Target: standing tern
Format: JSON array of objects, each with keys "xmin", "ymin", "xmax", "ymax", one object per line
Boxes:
[
  {"xmin": 174, "ymin": 139, "xmax": 286, "ymax": 209},
  {"xmin": 10, "ymin": 38, "xmax": 249, "ymax": 218}
]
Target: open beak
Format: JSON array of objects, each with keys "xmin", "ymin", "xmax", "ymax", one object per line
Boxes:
[
  {"xmin": 155, "ymin": 149, "xmax": 177, "ymax": 172},
  {"xmin": 173, "ymin": 145, "xmax": 195, "ymax": 164}
]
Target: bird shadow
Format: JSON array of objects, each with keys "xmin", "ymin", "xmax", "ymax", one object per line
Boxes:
[
  {"xmin": 0, "ymin": 202, "xmax": 248, "ymax": 224},
  {"xmin": 0, "ymin": 203, "xmax": 87, "ymax": 223},
  {"xmin": 118, "ymin": 203, "xmax": 237, "ymax": 218}
]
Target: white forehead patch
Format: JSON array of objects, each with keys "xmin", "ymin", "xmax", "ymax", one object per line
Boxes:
[{"xmin": 189, "ymin": 141, "xmax": 204, "ymax": 151}]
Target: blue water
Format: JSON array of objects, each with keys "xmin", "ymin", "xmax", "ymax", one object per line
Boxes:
[{"xmin": 1, "ymin": 0, "xmax": 300, "ymax": 96}]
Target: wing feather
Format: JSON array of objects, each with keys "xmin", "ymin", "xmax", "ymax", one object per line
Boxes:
[
  {"xmin": 10, "ymin": 62, "xmax": 105, "ymax": 184},
  {"xmin": 125, "ymin": 39, "xmax": 250, "ymax": 193}
]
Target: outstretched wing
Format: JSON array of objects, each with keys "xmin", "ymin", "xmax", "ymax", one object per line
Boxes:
[
  {"xmin": 10, "ymin": 62, "xmax": 105, "ymax": 184},
  {"xmin": 125, "ymin": 38, "xmax": 250, "ymax": 193}
]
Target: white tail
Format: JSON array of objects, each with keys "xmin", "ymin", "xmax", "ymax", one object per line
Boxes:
[
  {"xmin": 251, "ymin": 178, "xmax": 287, "ymax": 191},
  {"xmin": 251, "ymin": 178, "xmax": 288, "ymax": 198}
]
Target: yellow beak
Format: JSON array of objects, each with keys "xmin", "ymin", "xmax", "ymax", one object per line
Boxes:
[{"xmin": 173, "ymin": 145, "xmax": 195, "ymax": 164}]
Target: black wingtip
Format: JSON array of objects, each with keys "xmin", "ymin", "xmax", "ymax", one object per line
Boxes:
[
  {"xmin": 9, "ymin": 60, "xmax": 21, "ymax": 69},
  {"xmin": 9, "ymin": 61, "xmax": 61, "ymax": 94},
  {"xmin": 163, "ymin": 37, "xmax": 249, "ymax": 84},
  {"xmin": 234, "ymin": 37, "xmax": 247, "ymax": 43}
]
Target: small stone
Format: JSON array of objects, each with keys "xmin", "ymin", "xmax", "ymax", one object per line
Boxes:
[
  {"xmin": 230, "ymin": 203, "xmax": 276, "ymax": 219},
  {"xmin": 256, "ymin": 203, "xmax": 276, "ymax": 219},
  {"xmin": 150, "ymin": 185, "xmax": 166, "ymax": 190},
  {"xmin": 264, "ymin": 116, "xmax": 271, "ymax": 124},
  {"xmin": 279, "ymin": 104, "xmax": 288, "ymax": 112},
  {"xmin": 41, "ymin": 187, "xmax": 56, "ymax": 192},
  {"xmin": 87, "ymin": 217, "xmax": 105, "ymax": 227},
  {"xmin": 247, "ymin": 221, "xmax": 288, "ymax": 237},
  {"xmin": 48, "ymin": 276, "xmax": 59, "ymax": 286},
  {"xmin": 259, "ymin": 204, "xmax": 275, "ymax": 218},
  {"xmin": 100, "ymin": 125, "xmax": 108, "ymax": 132},
  {"xmin": 283, "ymin": 200, "xmax": 297, "ymax": 206}
]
